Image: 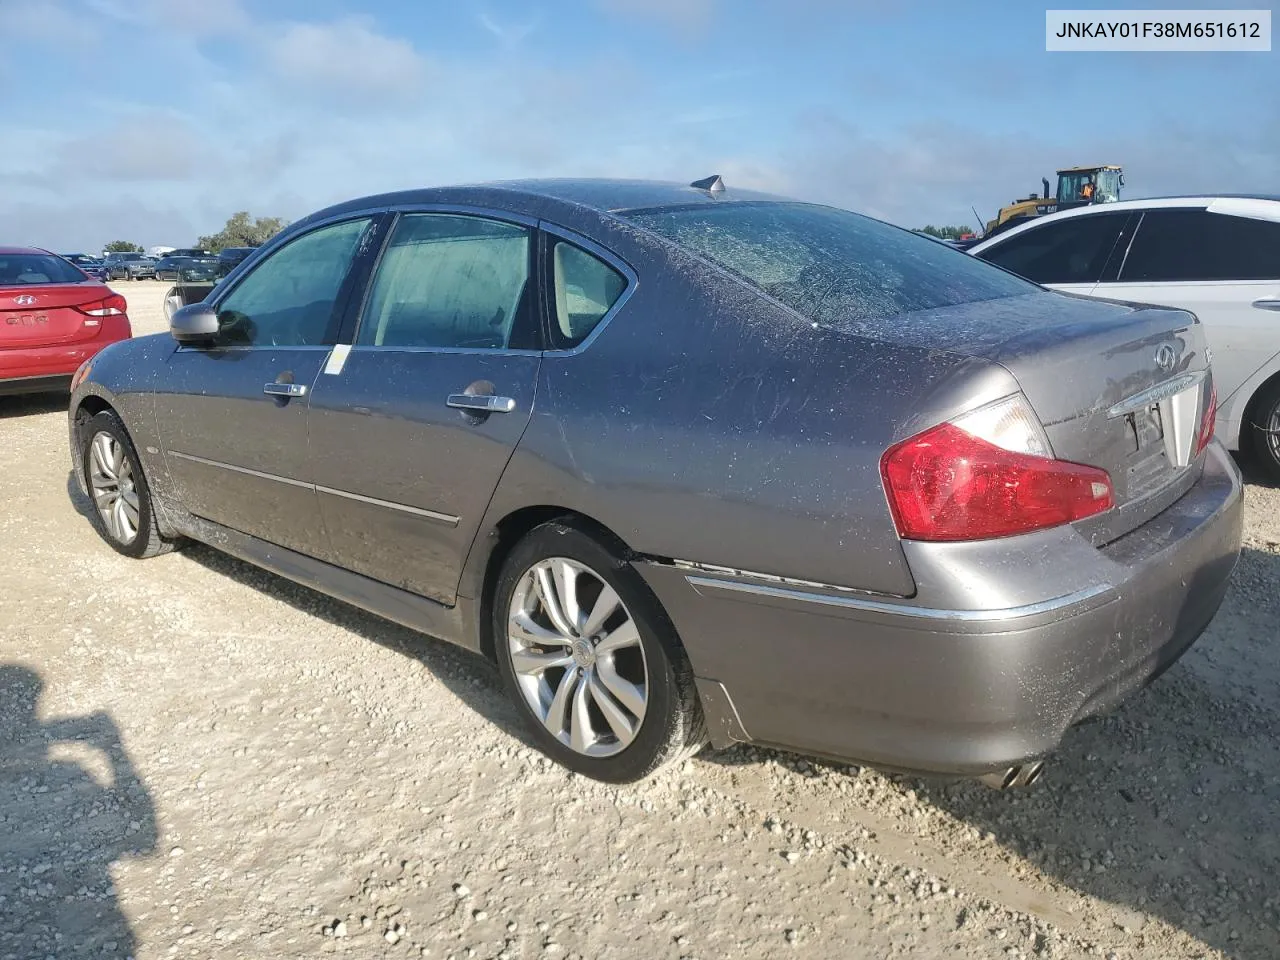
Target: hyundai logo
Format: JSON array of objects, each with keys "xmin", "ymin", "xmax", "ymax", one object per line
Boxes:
[
  {"xmin": 1154, "ymin": 344, "xmax": 1177, "ymax": 373},
  {"xmin": 13, "ymin": 295, "xmax": 36, "ymax": 306}
]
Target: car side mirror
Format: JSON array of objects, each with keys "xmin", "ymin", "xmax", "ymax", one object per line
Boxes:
[{"xmin": 169, "ymin": 303, "xmax": 220, "ymax": 345}]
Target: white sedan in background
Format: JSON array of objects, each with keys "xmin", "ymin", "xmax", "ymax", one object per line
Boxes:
[{"xmin": 971, "ymin": 195, "xmax": 1280, "ymax": 480}]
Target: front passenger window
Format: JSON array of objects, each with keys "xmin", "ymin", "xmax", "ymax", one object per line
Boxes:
[
  {"xmin": 214, "ymin": 218, "xmax": 372, "ymax": 346},
  {"xmin": 978, "ymin": 212, "xmax": 1130, "ymax": 285}
]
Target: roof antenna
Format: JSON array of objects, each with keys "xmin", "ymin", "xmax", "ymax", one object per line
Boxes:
[{"xmin": 690, "ymin": 174, "xmax": 725, "ymax": 194}]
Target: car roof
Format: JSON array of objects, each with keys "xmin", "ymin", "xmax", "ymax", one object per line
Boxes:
[
  {"xmin": 305, "ymin": 177, "xmax": 792, "ymax": 225},
  {"xmin": 970, "ymin": 194, "xmax": 1280, "ymax": 253},
  {"xmin": 0, "ymin": 246, "xmax": 51, "ymax": 256}
]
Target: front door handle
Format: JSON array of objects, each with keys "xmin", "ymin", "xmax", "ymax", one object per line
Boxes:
[
  {"xmin": 264, "ymin": 382, "xmax": 307, "ymax": 398},
  {"xmin": 447, "ymin": 394, "xmax": 516, "ymax": 414},
  {"xmin": 1252, "ymin": 297, "xmax": 1280, "ymax": 311}
]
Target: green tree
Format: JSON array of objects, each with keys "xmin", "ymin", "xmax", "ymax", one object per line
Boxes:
[
  {"xmin": 103, "ymin": 240, "xmax": 143, "ymax": 253},
  {"xmin": 916, "ymin": 224, "xmax": 975, "ymax": 240},
  {"xmin": 197, "ymin": 211, "xmax": 288, "ymax": 253}
]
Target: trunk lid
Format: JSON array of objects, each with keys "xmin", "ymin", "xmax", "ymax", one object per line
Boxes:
[
  {"xmin": 0, "ymin": 282, "xmax": 113, "ymax": 347},
  {"xmin": 834, "ymin": 290, "xmax": 1212, "ymax": 533}
]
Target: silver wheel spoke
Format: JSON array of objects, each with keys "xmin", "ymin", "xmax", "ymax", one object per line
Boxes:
[
  {"xmin": 569, "ymin": 673, "xmax": 594, "ymax": 753},
  {"xmin": 122, "ymin": 489, "xmax": 140, "ymax": 513},
  {"xmin": 88, "ymin": 431, "xmax": 139, "ymax": 544},
  {"xmin": 91, "ymin": 435, "xmax": 116, "ymax": 481},
  {"xmin": 580, "ymin": 583, "xmax": 621, "ymax": 638},
  {"xmin": 535, "ymin": 565, "xmax": 578, "ymax": 639},
  {"xmin": 512, "ymin": 648, "xmax": 574, "ymax": 677},
  {"xmin": 588, "ymin": 671, "xmax": 636, "ymax": 746},
  {"xmin": 595, "ymin": 620, "xmax": 640, "ymax": 656},
  {"xmin": 109, "ymin": 437, "xmax": 124, "ymax": 477},
  {"xmin": 510, "ymin": 610, "xmax": 572, "ymax": 648},
  {"xmin": 120, "ymin": 496, "xmax": 141, "ymax": 531},
  {"xmin": 595, "ymin": 657, "xmax": 646, "ymax": 719},
  {"xmin": 543, "ymin": 668, "xmax": 578, "ymax": 738}
]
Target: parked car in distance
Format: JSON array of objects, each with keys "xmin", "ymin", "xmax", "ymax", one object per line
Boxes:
[
  {"xmin": 104, "ymin": 252, "xmax": 157, "ymax": 281},
  {"xmin": 1, "ymin": 246, "xmax": 132, "ymax": 395},
  {"xmin": 153, "ymin": 255, "xmax": 221, "ymax": 282},
  {"xmin": 60, "ymin": 253, "xmax": 107, "ymax": 280},
  {"xmin": 69, "ymin": 179, "xmax": 1242, "ymax": 786},
  {"xmin": 970, "ymin": 195, "xmax": 1280, "ymax": 480},
  {"xmin": 217, "ymin": 246, "xmax": 257, "ymax": 269}
]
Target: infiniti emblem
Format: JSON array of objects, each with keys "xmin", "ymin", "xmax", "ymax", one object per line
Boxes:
[
  {"xmin": 1154, "ymin": 344, "xmax": 1177, "ymax": 373},
  {"xmin": 13, "ymin": 295, "xmax": 36, "ymax": 306}
]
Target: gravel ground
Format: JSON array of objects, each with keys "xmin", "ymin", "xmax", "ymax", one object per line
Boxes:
[{"xmin": 2, "ymin": 280, "xmax": 1278, "ymax": 960}]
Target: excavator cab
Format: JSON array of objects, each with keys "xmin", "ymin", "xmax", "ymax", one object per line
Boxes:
[{"xmin": 1056, "ymin": 165, "xmax": 1123, "ymax": 210}]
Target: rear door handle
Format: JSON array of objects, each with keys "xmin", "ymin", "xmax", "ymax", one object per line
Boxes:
[
  {"xmin": 447, "ymin": 394, "xmax": 516, "ymax": 414},
  {"xmin": 1252, "ymin": 297, "xmax": 1280, "ymax": 311},
  {"xmin": 264, "ymin": 382, "xmax": 307, "ymax": 397}
]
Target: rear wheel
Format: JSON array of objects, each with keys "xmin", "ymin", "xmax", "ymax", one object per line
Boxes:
[
  {"xmin": 493, "ymin": 521, "xmax": 704, "ymax": 783},
  {"xmin": 81, "ymin": 410, "xmax": 176, "ymax": 559},
  {"xmin": 1247, "ymin": 380, "xmax": 1280, "ymax": 484}
]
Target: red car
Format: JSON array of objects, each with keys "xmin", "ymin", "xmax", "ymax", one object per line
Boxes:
[{"xmin": 1, "ymin": 247, "xmax": 132, "ymax": 395}]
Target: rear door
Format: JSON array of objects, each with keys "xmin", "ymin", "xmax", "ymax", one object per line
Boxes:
[
  {"xmin": 973, "ymin": 210, "xmax": 1135, "ymax": 296},
  {"xmin": 154, "ymin": 215, "xmax": 383, "ymax": 557},
  {"xmin": 306, "ymin": 210, "xmax": 542, "ymax": 603},
  {"xmin": 1094, "ymin": 207, "xmax": 1280, "ymax": 410}
]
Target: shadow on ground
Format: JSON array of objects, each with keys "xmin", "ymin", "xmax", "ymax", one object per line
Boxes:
[
  {"xmin": 0, "ymin": 392, "xmax": 67, "ymax": 419},
  {"xmin": 0, "ymin": 665, "xmax": 157, "ymax": 959}
]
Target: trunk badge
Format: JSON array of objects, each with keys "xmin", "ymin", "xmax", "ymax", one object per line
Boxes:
[
  {"xmin": 13, "ymin": 295, "xmax": 36, "ymax": 305},
  {"xmin": 1154, "ymin": 344, "xmax": 1177, "ymax": 373}
]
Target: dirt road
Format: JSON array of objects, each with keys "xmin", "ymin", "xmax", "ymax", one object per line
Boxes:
[{"xmin": 2, "ymin": 281, "xmax": 1278, "ymax": 959}]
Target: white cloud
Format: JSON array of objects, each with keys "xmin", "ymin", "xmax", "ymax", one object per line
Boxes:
[
  {"xmin": 52, "ymin": 113, "xmax": 218, "ymax": 182},
  {"xmin": 85, "ymin": 0, "xmax": 249, "ymax": 36},
  {"xmin": 0, "ymin": 1, "xmax": 97, "ymax": 46},
  {"xmin": 264, "ymin": 17, "xmax": 430, "ymax": 103},
  {"xmin": 595, "ymin": 0, "xmax": 718, "ymax": 33}
]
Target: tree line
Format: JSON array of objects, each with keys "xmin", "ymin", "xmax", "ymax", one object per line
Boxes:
[{"xmin": 101, "ymin": 211, "xmax": 289, "ymax": 256}]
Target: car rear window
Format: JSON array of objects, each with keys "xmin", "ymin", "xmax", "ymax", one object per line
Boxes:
[
  {"xmin": 625, "ymin": 202, "xmax": 1034, "ymax": 325},
  {"xmin": 0, "ymin": 254, "xmax": 87, "ymax": 286}
]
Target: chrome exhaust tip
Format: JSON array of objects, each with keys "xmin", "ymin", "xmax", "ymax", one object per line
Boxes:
[{"xmin": 978, "ymin": 761, "xmax": 1045, "ymax": 790}]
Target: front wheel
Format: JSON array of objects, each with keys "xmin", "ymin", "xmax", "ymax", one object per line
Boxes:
[
  {"xmin": 81, "ymin": 410, "xmax": 177, "ymax": 559},
  {"xmin": 493, "ymin": 521, "xmax": 704, "ymax": 783},
  {"xmin": 1247, "ymin": 380, "xmax": 1280, "ymax": 484}
]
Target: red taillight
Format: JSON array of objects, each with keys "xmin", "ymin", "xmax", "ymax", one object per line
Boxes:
[
  {"xmin": 73, "ymin": 293, "xmax": 127, "ymax": 318},
  {"xmin": 1195, "ymin": 383, "xmax": 1217, "ymax": 455},
  {"xmin": 881, "ymin": 421, "xmax": 1115, "ymax": 542}
]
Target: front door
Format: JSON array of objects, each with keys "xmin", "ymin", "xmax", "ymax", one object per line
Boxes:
[
  {"xmin": 307, "ymin": 212, "xmax": 541, "ymax": 603},
  {"xmin": 155, "ymin": 216, "xmax": 378, "ymax": 556}
]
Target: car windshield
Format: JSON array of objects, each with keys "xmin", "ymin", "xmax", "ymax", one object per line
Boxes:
[
  {"xmin": 0, "ymin": 254, "xmax": 88, "ymax": 285},
  {"xmin": 625, "ymin": 201, "xmax": 1035, "ymax": 327}
]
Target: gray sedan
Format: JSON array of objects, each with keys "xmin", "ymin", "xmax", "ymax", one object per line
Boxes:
[{"xmin": 67, "ymin": 178, "xmax": 1243, "ymax": 785}]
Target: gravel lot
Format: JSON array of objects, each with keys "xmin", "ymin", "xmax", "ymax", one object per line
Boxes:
[{"xmin": 2, "ymin": 280, "xmax": 1278, "ymax": 959}]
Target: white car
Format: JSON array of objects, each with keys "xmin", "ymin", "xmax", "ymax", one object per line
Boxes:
[{"xmin": 970, "ymin": 196, "xmax": 1280, "ymax": 480}]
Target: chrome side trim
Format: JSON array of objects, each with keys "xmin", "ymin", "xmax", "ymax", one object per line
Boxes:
[
  {"xmin": 169, "ymin": 452, "xmax": 460, "ymax": 526},
  {"xmin": 672, "ymin": 558, "xmax": 863, "ymax": 594},
  {"xmin": 684, "ymin": 575, "xmax": 1114, "ymax": 623},
  {"xmin": 1107, "ymin": 371, "xmax": 1206, "ymax": 419},
  {"xmin": 314, "ymin": 485, "xmax": 459, "ymax": 526},
  {"xmin": 169, "ymin": 451, "xmax": 311, "ymax": 489}
]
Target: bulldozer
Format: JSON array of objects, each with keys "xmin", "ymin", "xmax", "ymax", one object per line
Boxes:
[{"xmin": 983, "ymin": 164, "xmax": 1123, "ymax": 238}]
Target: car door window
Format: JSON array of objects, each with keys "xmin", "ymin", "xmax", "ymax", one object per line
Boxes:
[
  {"xmin": 356, "ymin": 214, "xmax": 533, "ymax": 350},
  {"xmin": 550, "ymin": 240, "xmax": 628, "ymax": 348},
  {"xmin": 1119, "ymin": 209, "xmax": 1280, "ymax": 282},
  {"xmin": 214, "ymin": 218, "xmax": 372, "ymax": 347},
  {"xmin": 978, "ymin": 212, "xmax": 1130, "ymax": 285}
]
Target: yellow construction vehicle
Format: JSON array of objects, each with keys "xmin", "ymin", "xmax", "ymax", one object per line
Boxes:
[{"xmin": 984, "ymin": 165, "xmax": 1123, "ymax": 237}]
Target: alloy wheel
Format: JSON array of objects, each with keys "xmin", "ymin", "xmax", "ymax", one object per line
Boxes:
[
  {"xmin": 506, "ymin": 557, "xmax": 649, "ymax": 758},
  {"xmin": 88, "ymin": 431, "xmax": 140, "ymax": 545},
  {"xmin": 1268, "ymin": 403, "xmax": 1280, "ymax": 464}
]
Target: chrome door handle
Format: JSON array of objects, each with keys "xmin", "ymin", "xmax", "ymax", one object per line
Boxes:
[
  {"xmin": 447, "ymin": 394, "xmax": 516, "ymax": 414},
  {"xmin": 263, "ymin": 382, "xmax": 307, "ymax": 397},
  {"xmin": 1252, "ymin": 297, "xmax": 1280, "ymax": 311}
]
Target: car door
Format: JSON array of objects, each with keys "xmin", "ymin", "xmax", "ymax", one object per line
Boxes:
[
  {"xmin": 973, "ymin": 210, "xmax": 1136, "ymax": 296},
  {"xmin": 1093, "ymin": 207, "xmax": 1280, "ymax": 409},
  {"xmin": 154, "ymin": 215, "xmax": 381, "ymax": 556},
  {"xmin": 305, "ymin": 211, "xmax": 543, "ymax": 603}
]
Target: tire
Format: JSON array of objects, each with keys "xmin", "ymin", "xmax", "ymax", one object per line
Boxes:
[
  {"xmin": 1247, "ymin": 380, "xmax": 1280, "ymax": 484},
  {"xmin": 492, "ymin": 520, "xmax": 705, "ymax": 783},
  {"xmin": 80, "ymin": 410, "xmax": 176, "ymax": 559}
]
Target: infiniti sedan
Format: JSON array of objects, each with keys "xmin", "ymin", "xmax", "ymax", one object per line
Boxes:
[{"xmin": 68, "ymin": 179, "xmax": 1243, "ymax": 785}]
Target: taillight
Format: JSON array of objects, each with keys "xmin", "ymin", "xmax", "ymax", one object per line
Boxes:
[
  {"xmin": 880, "ymin": 393, "xmax": 1115, "ymax": 542},
  {"xmin": 1195, "ymin": 383, "xmax": 1217, "ymax": 455},
  {"xmin": 73, "ymin": 293, "xmax": 127, "ymax": 317}
]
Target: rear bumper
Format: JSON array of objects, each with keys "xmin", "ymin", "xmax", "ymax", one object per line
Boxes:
[
  {"xmin": 1, "ymin": 321, "xmax": 131, "ymax": 394},
  {"xmin": 639, "ymin": 442, "xmax": 1244, "ymax": 776}
]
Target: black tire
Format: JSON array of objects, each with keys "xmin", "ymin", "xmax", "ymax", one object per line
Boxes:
[
  {"xmin": 80, "ymin": 410, "xmax": 177, "ymax": 559},
  {"xmin": 492, "ymin": 520, "xmax": 705, "ymax": 783},
  {"xmin": 1246, "ymin": 380, "xmax": 1280, "ymax": 484}
]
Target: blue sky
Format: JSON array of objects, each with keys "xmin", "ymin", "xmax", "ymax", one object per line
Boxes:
[{"xmin": 1, "ymin": 0, "xmax": 1276, "ymax": 251}]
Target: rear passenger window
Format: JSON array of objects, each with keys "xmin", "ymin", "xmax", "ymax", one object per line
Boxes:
[
  {"xmin": 978, "ymin": 212, "xmax": 1130, "ymax": 285},
  {"xmin": 1118, "ymin": 209, "xmax": 1280, "ymax": 282},
  {"xmin": 358, "ymin": 214, "xmax": 533, "ymax": 350},
  {"xmin": 550, "ymin": 241, "xmax": 627, "ymax": 348}
]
